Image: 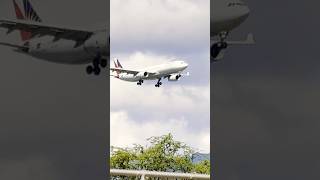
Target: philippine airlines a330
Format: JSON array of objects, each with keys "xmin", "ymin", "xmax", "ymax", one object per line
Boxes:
[
  {"xmin": 110, "ymin": 59, "xmax": 189, "ymax": 87},
  {"xmin": 0, "ymin": 0, "xmax": 109, "ymax": 75}
]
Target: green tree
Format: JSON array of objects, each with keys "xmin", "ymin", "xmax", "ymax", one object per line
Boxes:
[
  {"xmin": 193, "ymin": 160, "xmax": 210, "ymax": 174},
  {"xmin": 110, "ymin": 134, "xmax": 210, "ymax": 175}
]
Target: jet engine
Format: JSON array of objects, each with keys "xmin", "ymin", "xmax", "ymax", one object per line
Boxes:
[
  {"xmin": 211, "ymin": 42, "xmax": 227, "ymax": 61},
  {"xmin": 136, "ymin": 72, "xmax": 148, "ymax": 78},
  {"xmin": 168, "ymin": 74, "xmax": 182, "ymax": 81}
]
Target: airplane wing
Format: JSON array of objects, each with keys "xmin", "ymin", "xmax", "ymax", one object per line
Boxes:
[
  {"xmin": 0, "ymin": 41, "xmax": 27, "ymax": 50},
  {"xmin": 110, "ymin": 67, "xmax": 156, "ymax": 76},
  {"xmin": 226, "ymin": 33, "xmax": 255, "ymax": 45},
  {"xmin": 0, "ymin": 19, "xmax": 94, "ymax": 47},
  {"xmin": 110, "ymin": 68, "xmax": 140, "ymax": 75},
  {"xmin": 211, "ymin": 33, "xmax": 255, "ymax": 45},
  {"xmin": 211, "ymin": 33, "xmax": 255, "ymax": 61}
]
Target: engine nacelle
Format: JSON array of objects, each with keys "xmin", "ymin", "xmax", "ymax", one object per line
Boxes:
[
  {"xmin": 168, "ymin": 74, "xmax": 182, "ymax": 81},
  {"xmin": 135, "ymin": 72, "xmax": 148, "ymax": 78},
  {"xmin": 211, "ymin": 42, "xmax": 227, "ymax": 61}
]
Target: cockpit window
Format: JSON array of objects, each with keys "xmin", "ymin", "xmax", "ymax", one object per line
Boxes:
[{"xmin": 228, "ymin": 2, "xmax": 246, "ymax": 7}]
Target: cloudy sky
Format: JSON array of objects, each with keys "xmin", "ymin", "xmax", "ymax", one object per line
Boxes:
[{"xmin": 110, "ymin": 0, "xmax": 210, "ymax": 153}]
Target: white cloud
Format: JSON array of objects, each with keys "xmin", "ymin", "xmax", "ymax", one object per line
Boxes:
[
  {"xmin": 111, "ymin": 77, "xmax": 209, "ymax": 116},
  {"xmin": 111, "ymin": 111, "xmax": 210, "ymax": 153},
  {"xmin": 111, "ymin": 0, "xmax": 210, "ymax": 53}
]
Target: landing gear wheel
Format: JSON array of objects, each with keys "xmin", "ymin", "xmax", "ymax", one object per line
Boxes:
[
  {"xmin": 137, "ymin": 80, "xmax": 144, "ymax": 85},
  {"xmin": 93, "ymin": 67, "xmax": 101, "ymax": 75},
  {"xmin": 155, "ymin": 78, "xmax": 162, "ymax": 87},
  {"xmin": 100, "ymin": 59, "xmax": 107, "ymax": 68},
  {"xmin": 86, "ymin": 65, "xmax": 93, "ymax": 75}
]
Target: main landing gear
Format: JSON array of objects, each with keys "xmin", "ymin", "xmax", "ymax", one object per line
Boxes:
[
  {"xmin": 86, "ymin": 53, "xmax": 107, "ymax": 75},
  {"xmin": 137, "ymin": 79, "xmax": 144, "ymax": 85},
  {"xmin": 212, "ymin": 31, "xmax": 228, "ymax": 60},
  {"xmin": 155, "ymin": 78, "xmax": 162, "ymax": 87}
]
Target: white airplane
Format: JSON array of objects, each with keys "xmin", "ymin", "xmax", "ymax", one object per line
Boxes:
[
  {"xmin": 0, "ymin": 0, "xmax": 109, "ymax": 75},
  {"xmin": 110, "ymin": 59, "xmax": 189, "ymax": 87},
  {"xmin": 211, "ymin": 0, "xmax": 255, "ymax": 61}
]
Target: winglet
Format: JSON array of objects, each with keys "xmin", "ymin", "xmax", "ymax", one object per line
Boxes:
[
  {"xmin": 245, "ymin": 33, "xmax": 255, "ymax": 44},
  {"xmin": 182, "ymin": 72, "xmax": 190, "ymax": 77}
]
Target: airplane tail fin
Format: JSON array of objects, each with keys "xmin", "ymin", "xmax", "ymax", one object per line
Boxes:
[
  {"xmin": 113, "ymin": 58, "xmax": 123, "ymax": 68},
  {"xmin": 113, "ymin": 58, "xmax": 123, "ymax": 76},
  {"xmin": 13, "ymin": 0, "xmax": 42, "ymax": 42},
  {"xmin": 22, "ymin": 0, "xmax": 42, "ymax": 22}
]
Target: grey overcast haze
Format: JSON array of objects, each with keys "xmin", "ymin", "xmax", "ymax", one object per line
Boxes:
[
  {"xmin": 212, "ymin": 0, "xmax": 320, "ymax": 179},
  {"xmin": 0, "ymin": 0, "xmax": 108, "ymax": 180},
  {"xmin": 110, "ymin": 0, "xmax": 210, "ymax": 153}
]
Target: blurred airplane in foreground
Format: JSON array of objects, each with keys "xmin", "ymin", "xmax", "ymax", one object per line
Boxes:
[
  {"xmin": 110, "ymin": 59, "xmax": 189, "ymax": 87},
  {"xmin": 211, "ymin": 0, "xmax": 255, "ymax": 61},
  {"xmin": 0, "ymin": 0, "xmax": 109, "ymax": 75}
]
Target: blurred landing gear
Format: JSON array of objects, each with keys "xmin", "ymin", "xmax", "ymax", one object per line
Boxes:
[
  {"xmin": 211, "ymin": 31, "xmax": 229, "ymax": 61},
  {"xmin": 211, "ymin": 42, "xmax": 228, "ymax": 60},
  {"xmin": 137, "ymin": 80, "xmax": 144, "ymax": 85},
  {"xmin": 86, "ymin": 52, "xmax": 107, "ymax": 75},
  {"xmin": 155, "ymin": 78, "xmax": 162, "ymax": 87},
  {"xmin": 86, "ymin": 65, "xmax": 93, "ymax": 74}
]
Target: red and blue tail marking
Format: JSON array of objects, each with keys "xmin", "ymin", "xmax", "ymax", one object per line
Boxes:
[
  {"xmin": 113, "ymin": 59, "xmax": 123, "ymax": 77},
  {"xmin": 13, "ymin": 0, "xmax": 42, "ymax": 41},
  {"xmin": 23, "ymin": 0, "xmax": 42, "ymax": 22}
]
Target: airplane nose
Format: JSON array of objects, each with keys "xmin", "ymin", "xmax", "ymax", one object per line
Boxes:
[{"xmin": 238, "ymin": 6, "xmax": 250, "ymax": 22}]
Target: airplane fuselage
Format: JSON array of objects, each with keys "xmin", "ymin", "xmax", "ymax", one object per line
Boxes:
[
  {"xmin": 211, "ymin": 0, "xmax": 250, "ymax": 37},
  {"xmin": 116, "ymin": 61, "xmax": 188, "ymax": 82},
  {"xmin": 24, "ymin": 30, "xmax": 109, "ymax": 64}
]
